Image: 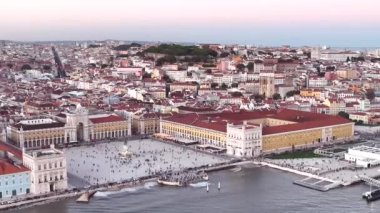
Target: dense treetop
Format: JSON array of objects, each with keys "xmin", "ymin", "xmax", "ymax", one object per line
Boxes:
[
  {"xmin": 144, "ymin": 44, "xmax": 217, "ymax": 58},
  {"xmin": 113, "ymin": 43, "xmax": 142, "ymax": 51}
]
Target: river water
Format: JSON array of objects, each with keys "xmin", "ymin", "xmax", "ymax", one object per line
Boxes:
[{"xmin": 10, "ymin": 167, "xmax": 380, "ymax": 213}]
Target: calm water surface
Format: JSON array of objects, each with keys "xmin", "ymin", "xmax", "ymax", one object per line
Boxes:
[{"xmin": 11, "ymin": 167, "xmax": 380, "ymax": 213}]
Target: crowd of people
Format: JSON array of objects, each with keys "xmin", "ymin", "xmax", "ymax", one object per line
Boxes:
[{"xmin": 65, "ymin": 139, "xmax": 225, "ymax": 187}]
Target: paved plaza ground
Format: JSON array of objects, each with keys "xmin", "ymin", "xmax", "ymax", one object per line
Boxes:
[{"xmin": 64, "ymin": 139, "xmax": 228, "ymax": 188}]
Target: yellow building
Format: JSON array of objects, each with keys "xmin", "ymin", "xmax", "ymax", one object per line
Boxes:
[
  {"xmin": 169, "ymin": 82, "xmax": 198, "ymax": 92},
  {"xmin": 24, "ymin": 101, "xmax": 56, "ymax": 115},
  {"xmin": 161, "ymin": 114, "xmax": 226, "ymax": 147},
  {"xmin": 160, "ymin": 109, "xmax": 354, "ymax": 156},
  {"xmin": 9, "ymin": 110, "xmax": 131, "ymax": 150},
  {"xmin": 349, "ymin": 112, "xmax": 369, "ymax": 124},
  {"xmin": 10, "ymin": 118, "xmax": 66, "ymax": 149},
  {"xmin": 323, "ymin": 98, "xmax": 346, "ymax": 115},
  {"xmin": 132, "ymin": 113, "xmax": 160, "ymax": 135},
  {"xmin": 262, "ymin": 122, "xmax": 353, "ymax": 153},
  {"xmin": 300, "ymin": 88, "xmax": 322, "ymax": 99},
  {"xmin": 89, "ymin": 115, "xmax": 130, "ymax": 141},
  {"xmin": 336, "ymin": 69, "xmax": 358, "ymax": 80},
  {"xmin": 148, "ymin": 88, "xmax": 166, "ymax": 99}
]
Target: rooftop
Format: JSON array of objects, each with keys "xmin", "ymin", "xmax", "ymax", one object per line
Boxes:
[
  {"xmin": 0, "ymin": 160, "xmax": 29, "ymax": 175},
  {"xmin": 163, "ymin": 109, "xmax": 352, "ymax": 135}
]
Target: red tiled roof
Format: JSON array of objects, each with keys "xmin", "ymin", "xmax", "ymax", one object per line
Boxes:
[
  {"xmin": 89, "ymin": 115, "xmax": 125, "ymax": 124},
  {"xmin": 0, "ymin": 143, "xmax": 22, "ymax": 159},
  {"xmin": 13, "ymin": 121, "xmax": 65, "ymax": 131},
  {"xmin": 163, "ymin": 109, "xmax": 353, "ymax": 135},
  {"xmin": 0, "ymin": 161, "xmax": 29, "ymax": 175},
  {"xmin": 262, "ymin": 118, "xmax": 350, "ymax": 135}
]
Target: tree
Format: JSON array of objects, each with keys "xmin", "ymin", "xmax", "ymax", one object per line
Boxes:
[
  {"xmin": 143, "ymin": 72, "xmax": 152, "ymax": 79},
  {"xmin": 236, "ymin": 64, "xmax": 245, "ymax": 71},
  {"xmin": 326, "ymin": 66, "xmax": 335, "ymax": 71},
  {"xmin": 286, "ymin": 90, "xmax": 300, "ymax": 97},
  {"xmin": 21, "ymin": 64, "xmax": 32, "ymax": 71},
  {"xmin": 231, "ymin": 92, "xmax": 243, "ymax": 97},
  {"xmin": 135, "ymin": 51, "xmax": 144, "ymax": 57},
  {"xmin": 251, "ymin": 94, "xmax": 264, "ymax": 103},
  {"xmin": 205, "ymin": 69, "xmax": 212, "ymax": 74},
  {"xmin": 88, "ymin": 44, "xmax": 101, "ymax": 48},
  {"xmin": 162, "ymin": 74, "xmax": 172, "ymax": 83},
  {"xmin": 156, "ymin": 55, "xmax": 176, "ymax": 66},
  {"xmin": 203, "ymin": 63, "xmax": 216, "ymax": 68},
  {"xmin": 346, "ymin": 57, "xmax": 351, "ymax": 62},
  {"xmin": 366, "ymin": 89, "xmax": 376, "ymax": 101},
  {"xmin": 338, "ymin": 111, "xmax": 349, "ymax": 119},
  {"xmin": 211, "ymin": 83, "xmax": 218, "ymax": 89},
  {"xmin": 305, "ymin": 51, "xmax": 311, "ymax": 59},
  {"xmin": 247, "ymin": 62, "xmax": 254, "ymax": 71},
  {"xmin": 220, "ymin": 83, "xmax": 228, "ymax": 90},
  {"xmin": 42, "ymin": 65, "xmax": 51, "ymax": 71},
  {"xmin": 220, "ymin": 52, "xmax": 229, "ymax": 58},
  {"xmin": 272, "ymin": 93, "xmax": 282, "ymax": 100},
  {"xmin": 231, "ymin": 83, "xmax": 238, "ymax": 88}
]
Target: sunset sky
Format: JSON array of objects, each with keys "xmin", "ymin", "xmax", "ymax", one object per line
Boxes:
[{"xmin": 1, "ymin": 0, "xmax": 379, "ymax": 46}]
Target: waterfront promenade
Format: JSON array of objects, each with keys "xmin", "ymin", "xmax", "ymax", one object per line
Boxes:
[{"xmin": 258, "ymin": 157, "xmax": 380, "ymax": 190}]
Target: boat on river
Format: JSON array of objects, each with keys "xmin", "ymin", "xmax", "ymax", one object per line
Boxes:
[
  {"xmin": 157, "ymin": 171, "xmax": 209, "ymax": 187},
  {"xmin": 157, "ymin": 179, "xmax": 183, "ymax": 187}
]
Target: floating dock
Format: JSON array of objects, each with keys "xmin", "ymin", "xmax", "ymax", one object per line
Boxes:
[{"xmin": 293, "ymin": 177, "xmax": 341, "ymax": 191}]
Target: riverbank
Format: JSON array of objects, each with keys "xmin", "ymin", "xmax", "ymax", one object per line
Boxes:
[
  {"xmin": 0, "ymin": 158, "xmax": 246, "ymax": 211},
  {"xmin": 11, "ymin": 165, "xmax": 379, "ymax": 213},
  {"xmin": 253, "ymin": 161, "xmax": 340, "ymax": 183}
]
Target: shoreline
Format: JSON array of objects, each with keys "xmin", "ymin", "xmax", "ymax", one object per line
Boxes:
[
  {"xmin": 0, "ymin": 159, "xmax": 245, "ymax": 211},
  {"xmin": 3, "ymin": 158, "xmax": 374, "ymax": 210},
  {"xmin": 253, "ymin": 161, "xmax": 341, "ymax": 184}
]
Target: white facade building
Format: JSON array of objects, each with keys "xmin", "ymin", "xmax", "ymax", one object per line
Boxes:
[
  {"xmin": 308, "ymin": 77, "xmax": 328, "ymax": 88},
  {"xmin": 226, "ymin": 122, "xmax": 262, "ymax": 158},
  {"xmin": 165, "ymin": 70, "xmax": 187, "ymax": 81},
  {"xmin": 358, "ymin": 99, "xmax": 371, "ymax": 112},
  {"xmin": 345, "ymin": 146, "xmax": 380, "ymax": 168},
  {"xmin": 22, "ymin": 145, "xmax": 68, "ymax": 194}
]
